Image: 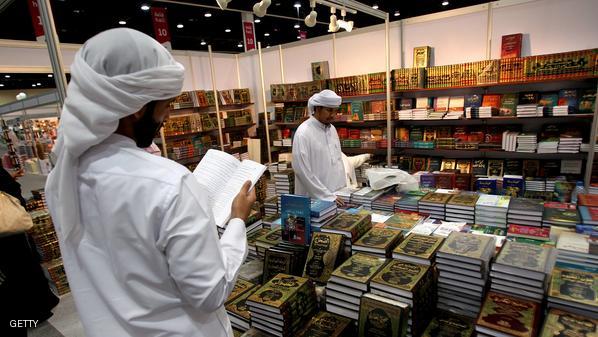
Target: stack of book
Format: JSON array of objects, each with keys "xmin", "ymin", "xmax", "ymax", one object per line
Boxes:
[
  {"xmin": 428, "ymin": 111, "xmax": 446, "ymax": 120},
  {"xmin": 525, "ymin": 178, "xmax": 546, "ymax": 192},
  {"xmin": 247, "ymin": 228, "xmax": 271, "ymax": 261},
  {"xmin": 383, "ymin": 212, "xmax": 426, "ymax": 233},
  {"xmin": 273, "ymin": 170, "xmax": 295, "ymax": 195},
  {"xmin": 422, "ymin": 311, "xmax": 475, "ymax": 337},
  {"xmin": 436, "ymin": 232, "xmax": 496, "ymax": 318},
  {"xmin": 352, "ymin": 227, "xmax": 403, "ymax": 258},
  {"xmin": 395, "ymin": 192, "xmax": 425, "ymax": 212},
  {"xmin": 507, "ymin": 198, "xmax": 544, "ymax": 227},
  {"xmin": 537, "ymin": 140, "xmax": 559, "ymax": 153},
  {"xmin": 516, "ymin": 133, "xmax": 538, "ymax": 153},
  {"xmin": 321, "ymin": 212, "xmax": 372, "ymax": 248},
  {"xmin": 551, "ymin": 105, "xmax": 574, "ymax": 116},
  {"xmin": 225, "ymin": 279, "xmax": 258, "ymax": 331},
  {"xmin": 445, "ymin": 192, "xmax": 479, "ymax": 223},
  {"xmin": 398, "ymin": 109, "xmax": 413, "ymax": 120},
  {"xmin": 444, "ymin": 110, "xmax": 464, "ymax": 120},
  {"xmin": 413, "ymin": 108, "xmax": 431, "ymax": 120},
  {"xmin": 264, "ymin": 196, "xmax": 279, "ymax": 215},
  {"xmin": 296, "ymin": 311, "xmax": 352, "ymax": 337},
  {"xmin": 539, "ymin": 309, "xmax": 598, "ymax": 337},
  {"xmin": 559, "ymin": 136, "xmax": 583, "ymax": 153},
  {"xmin": 507, "ymin": 224, "xmax": 550, "ymax": 244},
  {"xmin": 475, "ymin": 195, "xmax": 510, "ymax": 228},
  {"xmin": 358, "ymin": 293, "xmax": 410, "ymax": 337},
  {"xmin": 542, "ymin": 202, "xmax": 580, "ymax": 227},
  {"xmin": 476, "ymin": 292, "xmax": 541, "ymax": 337},
  {"xmin": 351, "ymin": 187, "xmax": 387, "ymax": 210},
  {"xmin": 517, "ymin": 104, "xmax": 542, "ymax": 117},
  {"xmin": 255, "ymin": 228, "xmax": 282, "ymax": 258},
  {"xmin": 262, "ymin": 214, "xmax": 281, "ymax": 229},
  {"xmin": 546, "ymin": 178, "xmax": 558, "ymax": 192},
  {"xmin": 325, "ymin": 253, "xmax": 387, "ymax": 320},
  {"xmin": 502, "ymin": 131, "xmax": 519, "ymax": 152},
  {"xmin": 266, "ymin": 179, "xmax": 276, "ymax": 198},
  {"xmin": 369, "ymin": 260, "xmax": 435, "ymax": 337},
  {"xmin": 418, "ymin": 192, "xmax": 452, "ymax": 220},
  {"xmin": 490, "ymin": 241, "xmax": 557, "ymax": 303},
  {"xmin": 372, "ymin": 191, "xmax": 402, "ymax": 213},
  {"xmin": 393, "ymin": 233, "xmax": 444, "ymax": 265},
  {"xmin": 466, "ymin": 107, "xmax": 493, "ymax": 119},
  {"xmin": 302, "ymin": 232, "xmax": 345, "ymax": 285},
  {"xmin": 310, "ymin": 199, "xmax": 337, "ymax": 233},
  {"xmin": 556, "ymin": 232, "xmax": 598, "ymax": 269},
  {"xmin": 262, "ymin": 243, "xmax": 308, "ymax": 283},
  {"xmin": 547, "ymin": 262, "xmax": 598, "ymax": 319},
  {"xmin": 334, "ymin": 187, "xmax": 355, "ymax": 205},
  {"xmin": 247, "ymin": 273, "xmax": 316, "ymax": 337}
]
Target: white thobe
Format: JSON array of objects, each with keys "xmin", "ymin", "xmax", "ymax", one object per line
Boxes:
[
  {"xmin": 292, "ymin": 116, "xmax": 346, "ymax": 201},
  {"xmin": 46, "ymin": 134, "xmax": 246, "ymax": 337}
]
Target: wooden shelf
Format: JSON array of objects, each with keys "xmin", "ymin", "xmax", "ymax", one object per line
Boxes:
[
  {"xmin": 342, "ymin": 147, "xmax": 395, "ymax": 155},
  {"xmin": 274, "ymin": 121, "xmax": 304, "ymax": 128},
  {"xmin": 221, "ymin": 123, "xmax": 256, "ymax": 133},
  {"xmin": 397, "ymin": 114, "xmax": 594, "ymax": 126},
  {"xmin": 399, "ymin": 147, "xmax": 587, "ymax": 160},
  {"xmin": 173, "ymin": 102, "xmax": 254, "ymax": 111},
  {"xmin": 225, "ymin": 145, "xmax": 248, "ymax": 154},
  {"xmin": 174, "ymin": 155, "xmax": 204, "ymax": 165},
  {"xmin": 162, "ymin": 123, "xmax": 254, "ymax": 140},
  {"xmin": 333, "ymin": 120, "xmax": 391, "ymax": 127}
]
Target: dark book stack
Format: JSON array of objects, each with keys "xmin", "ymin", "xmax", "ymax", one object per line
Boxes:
[
  {"xmin": 395, "ymin": 192, "xmax": 426, "ymax": 212},
  {"xmin": 262, "ymin": 214, "xmax": 281, "ymax": 230},
  {"xmin": 393, "ymin": 233, "xmax": 444, "ymax": 266},
  {"xmin": 421, "ymin": 311, "xmax": 475, "ymax": 337},
  {"xmin": 358, "ymin": 293, "xmax": 410, "ymax": 337},
  {"xmin": 436, "ymin": 232, "xmax": 496, "ymax": 318},
  {"xmin": 273, "ymin": 170, "xmax": 295, "ymax": 196},
  {"xmin": 542, "ymin": 202, "xmax": 580, "ymax": 227},
  {"xmin": 247, "ymin": 274, "xmax": 317, "ymax": 337},
  {"xmin": 372, "ymin": 191, "xmax": 402, "ymax": 213},
  {"xmin": 384, "ymin": 212, "xmax": 426, "ymax": 234},
  {"xmin": 445, "ymin": 192, "xmax": 479, "ymax": 223},
  {"xmin": 310, "ymin": 199, "xmax": 337, "ymax": 233},
  {"xmin": 475, "ymin": 292, "xmax": 541, "ymax": 337},
  {"xmin": 418, "ymin": 192, "xmax": 452, "ymax": 220},
  {"xmin": 547, "ymin": 262, "xmax": 598, "ymax": 319},
  {"xmin": 44, "ymin": 258, "xmax": 70, "ymax": 295},
  {"xmin": 370, "ymin": 260, "xmax": 436, "ymax": 337},
  {"xmin": 296, "ymin": 311, "xmax": 352, "ymax": 337},
  {"xmin": 303, "ymin": 232, "xmax": 345, "ymax": 285},
  {"xmin": 247, "ymin": 228, "xmax": 271, "ymax": 261},
  {"xmin": 321, "ymin": 212, "xmax": 372, "ymax": 249},
  {"xmin": 475, "ymin": 195, "xmax": 510, "ymax": 228},
  {"xmin": 263, "ymin": 243, "xmax": 308, "ymax": 283},
  {"xmin": 225, "ymin": 279, "xmax": 258, "ymax": 331},
  {"xmin": 265, "ymin": 196, "xmax": 279, "ymax": 216},
  {"xmin": 255, "ymin": 228, "xmax": 282, "ymax": 258},
  {"xmin": 325, "ymin": 253, "xmax": 387, "ymax": 320},
  {"xmin": 465, "ymin": 106, "xmax": 493, "ymax": 119},
  {"xmin": 507, "ymin": 198, "xmax": 544, "ymax": 227},
  {"xmin": 351, "ymin": 187, "xmax": 388, "ymax": 210},
  {"xmin": 27, "ymin": 210, "xmax": 60, "ymax": 263},
  {"xmin": 539, "ymin": 309, "xmax": 598, "ymax": 337},
  {"xmin": 490, "ymin": 241, "xmax": 557, "ymax": 303},
  {"xmin": 352, "ymin": 227, "xmax": 403, "ymax": 258}
]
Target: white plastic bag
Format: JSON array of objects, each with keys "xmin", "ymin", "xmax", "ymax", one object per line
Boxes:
[{"xmin": 365, "ymin": 167, "xmax": 419, "ymax": 192}]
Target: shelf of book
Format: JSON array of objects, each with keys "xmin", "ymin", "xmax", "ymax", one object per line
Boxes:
[
  {"xmin": 274, "ymin": 121, "xmax": 304, "ymax": 128},
  {"xmin": 332, "ymin": 120, "xmax": 391, "ymax": 127},
  {"xmin": 342, "ymin": 147, "xmax": 395, "ymax": 156},
  {"xmin": 225, "ymin": 145, "xmax": 248, "ymax": 154},
  {"xmin": 174, "ymin": 155, "xmax": 204, "ymax": 166},
  {"xmin": 399, "ymin": 148, "xmax": 587, "ymax": 160},
  {"xmin": 396, "ymin": 114, "xmax": 594, "ymax": 126}
]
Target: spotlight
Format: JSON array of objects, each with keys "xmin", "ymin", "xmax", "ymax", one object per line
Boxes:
[
  {"xmin": 442, "ymin": 1, "xmax": 449, "ymax": 5},
  {"xmin": 305, "ymin": 11, "xmax": 317, "ymax": 27},
  {"xmin": 372, "ymin": 4, "xmax": 379, "ymax": 9},
  {"xmin": 32, "ymin": 84, "xmax": 36, "ymax": 87},
  {"xmin": 264, "ymin": 33, "xmax": 270, "ymax": 36},
  {"xmin": 204, "ymin": 12, "xmax": 212, "ymax": 17},
  {"xmin": 216, "ymin": 0, "xmax": 231, "ymax": 9},
  {"xmin": 394, "ymin": 11, "xmax": 400, "ymax": 17},
  {"xmin": 37, "ymin": 82, "xmax": 41, "ymax": 86},
  {"xmin": 293, "ymin": 2, "xmax": 301, "ymax": 8},
  {"xmin": 253, "ymin": 0, "xmax": 271, "ymax": 17},
  {"xmin": 255, "ymin": 19, "xmax": 261, "ymax": 23},
  {"xmin": 0, "ymin": 84, "xmax": 4, "ymax": 87},
  {"xmin": 225, "ymin": 28, "xmax": 231, "ymax": 32},
  {"xmin": 238, "ymin": 42, "xmax": 243, "ymax": 48},
  {"xmin": 177, "ymin": 23, "xmax": 184, "ymax": 28},
  {"xmin": 4, "ymin": 75, "xmax": 10, "ymax": 78},
  {"xmin": 201, "ymin": 41, "xmax": 207, "ymax": 46},
  {"xmin": 328, "ymin": 7, "xmax": 339, "ymax": 33},
  {"xmin": 294, "ymin": 23, "xmax": 300, "ymax": 29},
  {"xmin": 337, "ymin": 9, "xmax": 353, "ymax": 32},
  {"xmin": 118, "ymin": 20, "xmax": 126, "ymax": 25},
  {"xmin": 140, "ymin": 4, "xmax": 150, "ymax": 11},
  {"xmin": 48, "ymin": 74, "xmax": 53, "ymax": 78}
]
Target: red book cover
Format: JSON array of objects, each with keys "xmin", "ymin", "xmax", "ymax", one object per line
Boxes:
[
  {"xmin": 482, "ymin": 94, "xmax": 502, "ymax": 108},
  {"xmin": 578, "ymin": 194, "xmax": 598, "ymax": 207},
  {"xmin": 501, "ymin": 34, "xmax": 523, "ymax": 59},
  {"xmin": 435, "ymin": 172, "xmax": 456, "ymax": 189},
  {"xmin": 507, "ymin": 224, "xmax": 550, "ymax": 240},
  {"xmin": 543, "ymin": 202, "xmax": 577, "ymax": 210}
]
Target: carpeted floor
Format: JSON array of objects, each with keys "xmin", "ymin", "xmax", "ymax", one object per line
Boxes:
[{"xmin": 29, "ymin": 293, "xmax": 86, "ymax": 337}]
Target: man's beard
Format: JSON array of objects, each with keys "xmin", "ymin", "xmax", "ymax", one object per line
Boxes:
[{"xmin": 133, "ymin": 101, "xmax": 162, "ymax": 148}]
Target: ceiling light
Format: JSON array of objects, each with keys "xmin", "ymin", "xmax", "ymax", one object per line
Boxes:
[
  {"xmin": 305, "ymin": 10, "xmax": 317, "ymax": 27},
  {"xmin": 264, "ymin": 33, "xmax": 270, "ymax": 36},
  {"xmin": 4, "ymin": 75, "xmax": 10, "ymax": 78},
  {"xmin": 294, "ymin": 2, "xmax": 301, "ymax": 8},
  {"xmin": 140, "ymin": 4, "xmax": 150, "ymax": 11},
  {"xmin": 0, "ymin": 84, "xmax": 4, "ymax": 87},
  {"xmin": 32, "ymin": 84, "xmax": 36, "ymax": 87},
  {"xmin": 255, "ymin": 19, "xmax": 261, "ymax": 23},
  {"xmin": 294, "ymin": 23, "xmax": 300, "ymax": 28},
  {"xmin": 48, "ymin": 74, "xmax": 53, "ymax": 77},
  {"xmin": 442, "ymin": 1, "xmax": 449, "ymax": 5},
  {"xmin": 266, "ymin": 45, "xmax": 271, "ymax": 48},
  {"xmin": 177, "ymin": 23, "xmax": 184, "ymax": 28},
  {"xmin": 297, "ymin": 36, "xmax": 301, "ymax": 39},
  {"xmin": 216, "ymin": 0, "xmax": 231, "ymax": 9},
  {"xmin": 394, "ymin": 11, "xmax": 400, "ymax": 17},
  {"xmin": 201, "ymin": 41, "xmax": 207, "ymax": 45},
  {"xmin": 204, "ymin": 12, "xmax": 212, "ymax": 17},
  {"xmin": 253, "ymin": 0, "xmax": 271, "ymax": 17},
  {"xmin": 37, "ymin": 82, "xmax": 41, "ymax": 86},
  {"xmin": 237, "ymin": 43, "xmax": 243, "ymax": 48},
  {"xmin": 225, "ymin": 28, "xmax": 231, "ymax": 32},
  {"xmin": 119, "ymin": 20, "xmax": 126, "ymax": 25},
  {"xmin": 372, "ymin": 4, "xmax": 379, "ymax": 9},
  {"xmin": 328, "ymin": 7, "xmax": 339, "ymax": 32}
]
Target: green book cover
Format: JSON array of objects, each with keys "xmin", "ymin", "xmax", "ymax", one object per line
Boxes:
[
  {"xmin": 351, "ymin": 101, "xmax": 365, "ymax": 121},
  {"xmin": 358, "ymin": 294, "xmax": 408, "ymax": 337},
  {"xmin": 469, "ymin": 224, "xmax": 507, "ymax": 236},
  {"xmin": 331, "ymin": 253, "xmax": 387, "ymax": 285},
  {"xmin": 297, "ymin": 311, "xmax": 352, "ymax": 337},
  {"xmin": 438, "ymin": 232, "xmax": 494, "ymax": 261},
  {"xmin": 419, "ymin": 192, "xmax": 453, "ymax": 205},
  {"xmin": 384, "ymin": 213, "xmax": 424, "ymax": 232},
  {"xmin": 447, "ymin": 193, "xmax": 479, "ymax": 207},
  {"xmin": 500, "ymin": 93, "xmax": 519, "ymax": 116},
  {"xmin": 540, "ymin": 308, "xmax": 598, "ymax": 337},
  {"xmin": 353, "ymin": 228, "xmax": 403, "ymax": 251},
  {"xmin": 225, "ymin": 286, "xmax": 258, "ymax": 320},
  {"xmin": 496, "ymin": 241, "xmax": 552, "ymax": 273},
  {"xmin": 256, "ymin": 228, "xmax": 282, "ymax": 246},
  {"xmin": 303, "ymin": 232, "xmax": 344, "ymax": 284},
  {"xmin": 323, "ymin": 213, "xmax": 372, "ymax": 239},
  {"xmin": 247, "ymin": 273, "xmax": 310, "ymax": 311},
  {"xmin": 226, "ymin": 279, "xmax": 257, "ymax": 304},
  {"xmin": 549, "ymin": 263, "xmax": 598, "ymax": 308},
  {"xmin": 421, "ymin": 311, "xmax": 475, "ymax": 337},
  {"xmin": 263, "ymin": 249, "xmax": 294, "ymax": 283},
  {"xmin": 370, "ymin": 260, "xmax": 430, "ymax": 293},
  {"xmin": 477, "ymin": 292, "xmax": 540, "ymax": 337},
  {"xmin": 247, "ymin": 228, "xmax": 272, "ymax": 246},
  {"xmin": 393, "ymin": 233, "xmax": 445, "ymax": 260}
]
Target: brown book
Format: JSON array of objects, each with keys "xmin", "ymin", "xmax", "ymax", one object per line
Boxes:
[
  {"xmin": 501, "ymin": 34, "xmax": 523, "ymax": 59},
  {"xmin": 476, "ymin": 292, "xmax": 541, "ymax": 337}
]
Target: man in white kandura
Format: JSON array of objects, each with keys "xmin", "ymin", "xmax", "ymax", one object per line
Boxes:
[
  {"xmin": 292, "ymin": 89, "xmax": 349, "ymax": 205},
  {"xmin": 45, "ymin": 28, "xmax": 254, "ymax": 337}
]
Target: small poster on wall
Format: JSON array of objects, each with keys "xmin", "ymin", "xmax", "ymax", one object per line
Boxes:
[
  {"xmin": 311, "ymin": 61, "xmax": 330, "ymax": 81},
  {"xmin": 413, "ymin": 46, "xmax": 431, "ymax": 68},
  {"xmin": 501, "ymin": 33, "xmax": 523, "ymax": 58}
]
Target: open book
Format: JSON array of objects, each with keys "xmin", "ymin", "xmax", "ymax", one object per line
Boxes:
[{"xmin": 193, "ymin": 149, "xmax": 266, "ymax": 228}]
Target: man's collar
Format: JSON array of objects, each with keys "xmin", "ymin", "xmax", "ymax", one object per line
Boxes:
[{"xmin": 309, "ymin": 116, "xmax": 330, "ymax": 130}]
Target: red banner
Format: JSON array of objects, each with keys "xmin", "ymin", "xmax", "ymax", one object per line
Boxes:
[
  {"xmin": 243, "ymin": 21, "xmax": 255, "ymax": 51},
  {"xmin": 150, "ymin": 7, "xmax": 172, "ymax": 49},
  {"xmin": 27, "ymin": 0, "xmax": 44, "ymax": 42}
]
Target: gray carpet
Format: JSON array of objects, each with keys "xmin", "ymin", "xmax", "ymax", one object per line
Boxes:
[{"xmin": 29, "ymin": 293, "xmax": 86, "ymax": 337}]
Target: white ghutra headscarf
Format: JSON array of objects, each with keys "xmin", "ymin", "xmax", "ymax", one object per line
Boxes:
[
  {"xmin": 307, "ymin": 89, "xmax": 342, "ymax": 115},
  {"xmin": 45, "ymin": 28, "xmax": 185, "ymax": 243}
]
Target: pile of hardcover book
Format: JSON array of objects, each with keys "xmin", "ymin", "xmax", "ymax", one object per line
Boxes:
[
  {"xmin": 418, "ymin": 192, "xmax": 452, "ymax": 220},
  {"xmin": 225, "ymin": 279, "xmax": 258, "ymax": 331},
  {"xmin": 372, "ymin": 191, "xmax": 401, "ymax": 213},
  {"xmin": 507, "ymin": 198, "xmax": 544, "ymax": 227},
  {"xmin": 273, "ymin": 170, "xmax": 295, "ymax": 196},
  {"xmin": 541, "ymin": 202, "xmax": 580, "ymax": 227},
  {"xmin": 475, "ymin": 291, "xmax": 541, "ymax": 337},
  {"xmin": 247, "ymin": 274, "xmax": 317, "ymax": 337},
  {"xmin": 436, "ymin": 232, "xmax": 496, "ymax": 318},
  {"xmin": 395, "ymin": 191, "xmax": 426, "ymax": 212},
  {"xmin": 351, "ymin": 227, "xmax": 403, "ymax": 258},
  {"xmin": 475, "ymin": 195, "xmax": 510, "ymax": 228},
  {"xmin": 262, "ymin": 243, "xmax": 308, "ymax": 284},
  {"xmin": 264, "ymin": 196, "xmax": 279, "ymax": 216},
  {"xmin": 310, "ymin": 199, "xmax": 337, "ymax": 233},
  {"xmin": 556, "ymin": 231, "xmax": 598, "ymax": 269},
  {"xmin": 445, "ymin": 192, "xmax": 478, "ymax": 223},
  {"xmin": 295, "ymin": 311, "xmax": 352, "ymax": 337},
  {"xmin": 351, "ymin": 187, "xmax": 387, "ymax": 210},
  {"xmin": 321, "ymin": 212, "xmax": 372, "ymax": 248},
  {"xmin": 255, "ymin": 228, "xmax": 282, "ymax": 258},
  {"xmin": 547, "ymin": 262, "xmax": 598, "ymax": 319},
  {"xmin": 246, "ymin": 228, "xmax": 270, "ymax": 261},
  {"xmin": 393, "ymin": 233, "xmax": 444, "ymax": 266}
]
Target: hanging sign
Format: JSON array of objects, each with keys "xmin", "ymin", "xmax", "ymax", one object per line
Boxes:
[{"xmin": 151, "ymin": 7, "xmax": 172, "ymax": 50}]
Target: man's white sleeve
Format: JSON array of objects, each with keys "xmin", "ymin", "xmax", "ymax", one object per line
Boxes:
[
  {"xmin": 157, "ymin": 174, "xmax": 247, "ymax": 312},
  {"xmin": 292, "ymin": 134, "xmax": 336, "ymax": 201}
]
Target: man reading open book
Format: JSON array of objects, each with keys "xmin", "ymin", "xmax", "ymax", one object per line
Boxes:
[{"xmin": 45, "ymin": 28, "xmax": 255, "ymax": 337}]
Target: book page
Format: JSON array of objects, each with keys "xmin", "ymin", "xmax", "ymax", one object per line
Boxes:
[
  {"xmin": 193, "ymin": 150, "xmax": 240, "ymax": 207},
  {"xmin": 212, "ymin": 159, "xmax": 266, "ymax": 228}
]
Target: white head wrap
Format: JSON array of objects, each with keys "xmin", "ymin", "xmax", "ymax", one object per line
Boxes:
[
  {"xmin": 307, "ymin": 89, "xmax": 342, "ymax": 115},
  {"xmin": 45, "ymin": 28, "xmax": 185, "ymax": 243}
]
